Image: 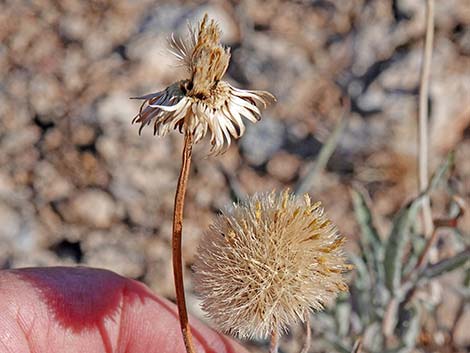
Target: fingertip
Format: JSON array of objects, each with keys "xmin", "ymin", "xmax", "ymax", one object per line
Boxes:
[
  {"xmin": 0, "ymin": 267, "xmax": 249, "ymax": 353},
  {"xmin": 120, "ymin": 279, "xmax": 250, "ymax": 353}
]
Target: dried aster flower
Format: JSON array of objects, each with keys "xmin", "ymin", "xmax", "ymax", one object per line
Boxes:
[
  {"xmin": 193, "ymin": 190, "xmax": 351, "ymax": 340},
  {"xmin": 132, "ymin": 14, "xmax": 275, "ymax": 154},
  {"xmin": 130, "ymin": 14, "xmax": 276, "ymax": 353}
]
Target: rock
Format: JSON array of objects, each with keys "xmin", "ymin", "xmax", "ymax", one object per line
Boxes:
[
  {"xmin": 144, "ymin": 238, "xmax": 174, "ymax": 298},
  {"xmin": 83, "ymin": 244, "xmax": 145, "ymax": 279},
  {"xmin": 238, "ymin": 166, "xmax": 280, "ymax": 195},
  {"xmin": 34, "ymin": 161, "xmax": 73, "ymax": 201},
  {"xmin": 454, "ymin": 306, "xmax": 470, "ymax": 347},
  {"xmin": 0, "ymin": 172, "xmax": 14, "ymax": 197},
  {"xmin": 71, "ymin": 124, "xmax": 96, "ymax": 146},
  {"xmin": 0, "ymin": 203, "xmax": 21, "ymax": 241},
  {"xmin": 29, "ymin": 74, "xmax": 66, "ymax": 116},
  {"xmin": 241, "ymin": 117, "xmax": 285, "ymax": 166},
  {"xmin": 82, "ymin": 230, "xmax": 146, "ymax": 279},
  {"xmin": 185, "ymin": 4, "xmax": 239, "ymax": 43},
  {"xmin": 267, "ymin": 151, "xmax": 301, "ymax": 182},
  {"xmin": 11, "ymin": 249, "xmax": 63, "ymax": 268},
  {"xmin": 67, "ymin": 189, "xmax": 116, "ymax": 228},
  {"xmin": 97, "ymin": 91, "xmax": 139, "ymax": 125}
]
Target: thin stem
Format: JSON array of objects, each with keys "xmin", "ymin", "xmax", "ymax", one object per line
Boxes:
[
  {"xmin": 414, "ymin": 226, "xmax": 439, "ymax": 273},
  {"xmin": 418, "ymin": 0, "xmax": 435, "ymax": 238},
  {"xmin": 404, "ymin": 198, "xmax": 464, "ymax": 283},
  {"xmin": 295, "ymin": 97, "xmax": 350, "ymax": 195},
  {"xmin": 269, "ymin": 326, "xmax": 280, "ymax": 353},
  {"xmin": 172, "ymin": 132, "xmax": 196, "ymax": 353},
  {"xmin": 382, "ymin": 297, "xmax": 399, "ymax": 338},
  {"xmin": 351, "ymin": 338, "xmax": 363, "ymax": 353},
  {"xmin": 299, "ymin": 310, "xmax": 311, "ymax": 353}
]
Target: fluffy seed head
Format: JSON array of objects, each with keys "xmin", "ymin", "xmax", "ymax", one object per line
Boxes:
[
  {"xmin": 132, "ymin": 14, "xmax": 275, "ymax": 154},
  {"xmin": 193, "ymin": 190, "xmax": 351, "ymax": 340}
]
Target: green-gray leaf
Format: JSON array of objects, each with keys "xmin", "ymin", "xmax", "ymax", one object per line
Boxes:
[
  {"xmin": 384, "ymin": 197, "xmax": 423, "ymax": 295},
  {"xmin": 352, "ymin": 188, "xmax": 386, "ymax": 291},
  {"xmin": 352, "ymin": 189, "xmax": 382, "ymax": 250},
  {"xmin": 399, "ymin": 305, "xmax": 421, "ymax": 348},
  {"xmin": 422, "ymin": 248, "xmax": 470, "ymax": 279},
  {"xmin": 426, "ymin": 151, "xmax": 454, "ymax": 193},
  {"xmin": 384, "ymin": 153, "xmax": 455, "ymax": 294}
]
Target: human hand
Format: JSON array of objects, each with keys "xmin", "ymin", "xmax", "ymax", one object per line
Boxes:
[{"xmin": 0, "ymin": 267, "xmax": 248, "ymax": 353}]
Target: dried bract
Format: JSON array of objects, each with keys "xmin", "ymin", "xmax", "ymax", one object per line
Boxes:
[
  {"xmin": 193, "ymin": 190, "xmax": 351, "ymax": 339},
  {"xmin": 132, "ymin": 15, "xmax": 275, "ymax": 154}
]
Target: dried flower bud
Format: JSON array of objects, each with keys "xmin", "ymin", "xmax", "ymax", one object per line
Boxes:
[
  {"xmin": 132, "ymin": 14, "xmax": 275, "ymax": 154},
  {"xmin": 193, "ymin": 190, "xmax": 351, "ymax": 340}
]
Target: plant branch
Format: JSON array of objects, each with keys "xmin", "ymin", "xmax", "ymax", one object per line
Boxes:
[
  {"xmin": 382, "ymin": 297, "xmax": 399, "ymax": 338},
  {"xmin": 418, "ymin": 0, "xmax": 435, "ymax": 238},
  {"xmin": 270, "ymin": 326, "xmax": 280, "ymax": 353},
  {"xmin": 172, "ymin": 132, "xmax": 196, "ymax": 353},
  {"xmin": 351, "ymin": 338, "xmax": 363, "ymax": 353},
  {"xmin": 403, "ymin": 196, "xmax": 464, "ymax": 284},
  {"xmin": 296, "ymin": 97, "xmax": 350, "ymax": 195},
  {"xmin": 300, "ymin": 310, "xmax": 312, "ymax": 353}
]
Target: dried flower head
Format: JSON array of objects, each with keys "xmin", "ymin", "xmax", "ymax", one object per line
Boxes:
[
  {"xmin": 132, "ymin": 14, "xmax": 275, "ymax": 154},
  {"xmin": 193, "ymin": 190, "xmax": 351, "ymax": 340}
]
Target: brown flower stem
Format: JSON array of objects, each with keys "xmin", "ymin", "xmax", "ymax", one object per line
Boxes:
[
  {"xmin": 172, "ymin": 132, "xmax": 196, "ymax": 353},
  {"xmin": 300, "ymin": 310, "xmax": 311, "ymax": 353},
  {"xmin": 269, "ymin": 326, "xmax": 280, "ymax": 353}
]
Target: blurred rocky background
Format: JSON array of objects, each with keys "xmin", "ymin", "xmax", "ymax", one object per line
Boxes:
[{"xmin": 0, "ymin": 0, "xmax": 469, "ymax": 352}]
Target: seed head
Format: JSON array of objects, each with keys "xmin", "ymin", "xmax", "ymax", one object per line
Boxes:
[
  {"xmin": 193, "ymin": 190, "xmax": 351, "ymax": 340},
  {"xmin": 132, "ymin": 14, "xmax": 275, "ymax": 154}
]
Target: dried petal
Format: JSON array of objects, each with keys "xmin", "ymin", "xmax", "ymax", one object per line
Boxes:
[{"xmin": 132, "ymin": 14, "xmax": 275, "ymax": 154}]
